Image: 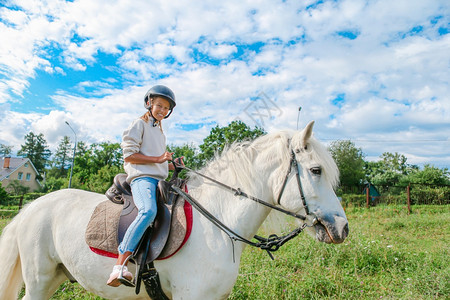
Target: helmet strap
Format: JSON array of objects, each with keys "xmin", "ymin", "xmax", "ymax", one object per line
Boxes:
[{"xmin": 164, "ymin": 109, "xmax": 173, "ymax": 119}]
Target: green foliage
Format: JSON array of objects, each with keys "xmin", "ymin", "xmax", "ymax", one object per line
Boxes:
[
  {"xmin": 0, "ymin": 182, "xmax": 9, "ymax": 205},
  {"xmin": 42, "ymin": 176, "xmax": 68, "ymax": 192},
  {"xmin": 71, "ymin": 142, "xmax": 123, "ymax": 187},
  {"xmin": 380, "ymin": 152, "xmax": 411, "ymax": 174},
  {"xmin": 6, "ymin": 193, "xmax": 45, "ymax": 206},
  {"xmin": 366, "ymin": 152, "xmax": 418, "ymax": 188},
  {"xmin": 197, "ymin": 120, "xmax": 265, "ymax": 165},
  {"xmin": 402, "ymin": 164, "xmax": 450, "ymax": 186},
  {"xmin": 328, "ymin": 140, "xmax": 365, "ymax": 187},
  {"xmin": 0, "ymin": 143, "xmax": 13, "ymax": 156},
  {"xmin": 17, "ymin": 132, "xmax": 51, "ymax": 178},
  {"xmin": 410, "ymin": 185, "xmax": 450, "ymax": 205},
  {"xmin": 167, "ymin": 143, "xmax": 199, "ymax": 178},
  {"xmin": 5, "ymin": 179, "xmax": 29, "ymax": 195},
  {"xmin": 50, "ymin": 136, "xmax": 73, "ymax": 178},
  {"xmin": 340, "ymin": 194, "xmax": 366, "ymax": 207},
  {"xmin": 82, "ymin": 165, "xmax": 123, "ymax": 194}
]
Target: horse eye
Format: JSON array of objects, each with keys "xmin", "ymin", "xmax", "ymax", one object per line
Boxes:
[
  {"xmin": 310, "ymin": 167, "xmax": 321, "ymax": 175},
  {"xmin": 295, "ymin": 148, "xmax": 300, "ymax": 153}
]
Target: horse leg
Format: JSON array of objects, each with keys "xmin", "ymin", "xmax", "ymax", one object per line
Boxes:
[
  {"xmin": 17, "ymin": 217, "xmax": 68, "ymax": 299},
  {"xmin": 20, "ymin": 258, "xmax": 67, "ymax": 300}
]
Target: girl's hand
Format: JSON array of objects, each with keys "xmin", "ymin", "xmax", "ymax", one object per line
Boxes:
[
  {"xmin": 174, "ymin": 156, "xmax": 185, "ymax": 167},
  {"xmin": 159, "ymin": 152, "xmax": 174, "ymax": 163}
]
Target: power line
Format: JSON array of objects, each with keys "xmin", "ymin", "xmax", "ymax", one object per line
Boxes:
[{"xmin": 321, "ymin": 139, "xmax": 449, "ymax": 143}]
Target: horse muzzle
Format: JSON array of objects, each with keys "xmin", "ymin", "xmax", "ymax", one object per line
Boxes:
[{"xmin": 313, "ymin": 214, "xmax": 349, "ymax": 244}]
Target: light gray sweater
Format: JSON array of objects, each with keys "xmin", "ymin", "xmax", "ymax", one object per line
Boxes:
[{"xmin": 121, "ymin": 117, "xmax": 168, "ymax": 183}]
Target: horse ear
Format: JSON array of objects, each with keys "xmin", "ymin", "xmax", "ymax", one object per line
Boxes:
[{"xmin": 301, "ymin": 120, "xmax": 315, "ymax": 146}]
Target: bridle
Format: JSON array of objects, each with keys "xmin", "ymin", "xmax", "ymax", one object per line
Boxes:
[
  {"xmin": 171, "ymin": 149, "xmax": 318, "ymax": 260},
  {"xmin": 276, "ymin": 150, "xmax": 315, "ymax": 218}
]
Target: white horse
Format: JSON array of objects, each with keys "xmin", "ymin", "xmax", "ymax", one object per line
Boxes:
[{"xmin": 0, "ymin": 121, "xmax": 348, "ymax": 300}]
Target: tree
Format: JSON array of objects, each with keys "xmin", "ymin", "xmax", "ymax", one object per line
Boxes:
[
  {"xmin": 0, "ymin": 182, "xmax": 9, "ymax": 205},
  {"xmin": 198, "ymin": 120, "xmax": 265, "ymax": 165},
  {"xmin": 6, "ymin": 179, "xmax": 30, "ymax": 196},
  {"xmin": 167, "ymin": 143, "xmax": 200, "ymax": 177},
  {"xmin": 17, "ymin": 132, "xmax": 51, "ymax": 178},
  {"xmin": 51, "ymin": 136, "xmax": 73, "ymax": 178},
  {"xmin": 85, "ymin": 164, "xmax": 123, "ymax": 193},
  {"xmin": 91, "ymin": 142, "xmax": 123, "ymax": 170},
  {"xmin": 367, "ymin": 152, "xmax": 417, "ymax": 187},
  {"xmin": 0, "ymin": 144, "xmax": 13, "ymax": 156},
  {"xmin": 402, "ymin": 164, "xmax": 450, "ymax": 186},
  {"xmin": 379, "ymin": 152, "xmax": 411, "ymax": 175},
  {"xmin": 71, "ymin": 142, "xmax": 124, "ymax": 189},
  {"xmin": 328, "ymin": 140, "xmax": 365, "ymax": 189}
]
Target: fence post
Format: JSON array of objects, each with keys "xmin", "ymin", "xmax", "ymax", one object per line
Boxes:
[
  {"xmin": 407, "ymin": 184, "xmax": 411, "ymax": 215},
  {"xmin": 366, "ymin": 185, "xmax": 370, "ymax": 208}
]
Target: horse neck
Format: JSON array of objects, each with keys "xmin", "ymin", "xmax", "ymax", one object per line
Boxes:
[{"xmin": 188, "ymin": 138, "xmax": 286, "ymax": 241}]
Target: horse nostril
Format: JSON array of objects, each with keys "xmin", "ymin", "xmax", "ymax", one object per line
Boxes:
[{"xmin": 342, "ymin": 223, "xmax": 349, "ymax": 238}]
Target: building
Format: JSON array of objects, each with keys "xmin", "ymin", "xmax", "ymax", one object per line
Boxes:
[
  {"xmin": 0, "ymin": 157, "xmax": 42, "ymax": 192},
  {"xmin": 362, "ymin": 182, "xmax": 381, "ymax": 205}
]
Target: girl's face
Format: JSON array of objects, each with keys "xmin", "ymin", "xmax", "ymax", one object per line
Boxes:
[{"xmin": 150, "ymin": 97, "xmax": 171, "ymax": 121}]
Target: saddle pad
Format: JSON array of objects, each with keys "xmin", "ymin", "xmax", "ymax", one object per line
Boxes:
[{"xmin": 85, "ymin": 196, "xmax": 193, "ymax": 260}]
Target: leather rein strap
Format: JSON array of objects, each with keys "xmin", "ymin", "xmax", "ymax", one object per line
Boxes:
[
  {"xmin": 172, "ymin": 154, "xmax": 316, "ymax": 259},
  {"xmin": 171, "ymin": 185, "xmax": 307, "ymax": 260},
  {"xmin": 174, "ymin": 159, "xmax": 309, "ymax": 221}
]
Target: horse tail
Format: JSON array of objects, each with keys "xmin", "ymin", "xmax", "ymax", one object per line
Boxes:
[{"xmin": 0, "ymin": 213, "xmax": 24, "ymax": 299}]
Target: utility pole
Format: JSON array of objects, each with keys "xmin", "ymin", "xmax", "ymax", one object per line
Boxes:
[
  {"xmin": 296, "ymin": 106, "xmax": 302, "ymax": 130},
  {"xmin": 65, "ymin": 121, "xmax": 77, "ymax": 188}
]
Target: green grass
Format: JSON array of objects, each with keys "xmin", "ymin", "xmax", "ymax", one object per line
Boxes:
[
  {"xmin": 1, "ymin": 205, "xmax": 448, "ymax": 299},
  {"xmin": 230, "ymin": 205, "xmax": 449, "ymax": 299}
]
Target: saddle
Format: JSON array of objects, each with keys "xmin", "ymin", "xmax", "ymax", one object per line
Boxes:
[{"xmin": 104, "ymin": 173, "xmax": 187, "ymax": 263}]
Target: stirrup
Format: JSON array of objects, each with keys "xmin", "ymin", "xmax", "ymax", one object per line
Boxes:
[{"xmin": 118, "ymin": 255, "xmax": 135, "ymax": 287}]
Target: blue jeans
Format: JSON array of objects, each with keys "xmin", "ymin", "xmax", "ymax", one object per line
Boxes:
[{"xmin": 118, "ymin": 177, "xmax": 159, "ymax": 255}]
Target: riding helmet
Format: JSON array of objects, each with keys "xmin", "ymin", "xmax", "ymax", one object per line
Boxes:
[{"xmin": 144, "ymin": 85, "xmax": 176, "ymax": 108}]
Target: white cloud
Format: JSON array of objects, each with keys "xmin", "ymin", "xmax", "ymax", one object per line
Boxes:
[{"xmin": 0, "ymin": 0, "xmax": 449, "ymax": 168}]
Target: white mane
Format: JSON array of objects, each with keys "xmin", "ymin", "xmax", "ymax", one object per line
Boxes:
[{"xmin": 191, "ymin": 129, "xmax": 339, "ymax": 192}]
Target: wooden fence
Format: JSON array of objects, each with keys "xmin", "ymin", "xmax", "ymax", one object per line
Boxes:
[{"xmin": 363, "ymin": 183, "xmax": 449, "ymax": 214}]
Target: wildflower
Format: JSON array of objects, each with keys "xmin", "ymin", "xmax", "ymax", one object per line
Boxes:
[{"xmin": 387, "ymin": 245, "xmax": 393, "ymax": 248}]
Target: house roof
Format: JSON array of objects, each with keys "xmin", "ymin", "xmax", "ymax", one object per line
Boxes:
[{"xmin": 0, "ymin": 157, "xmax": 41, "ymax": 182}]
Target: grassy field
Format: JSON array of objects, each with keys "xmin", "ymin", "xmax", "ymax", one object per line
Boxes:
[{"xmin": 1, "ymin": 205, "xmax": 448, "ymax": 299}]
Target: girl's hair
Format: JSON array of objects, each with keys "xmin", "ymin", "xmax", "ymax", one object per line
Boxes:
[{"xmin": 141, "ymin": 97, "xmax": 163, "ymax": 131}]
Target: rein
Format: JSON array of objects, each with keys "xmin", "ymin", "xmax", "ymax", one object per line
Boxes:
[{"xmin": 172, "ymin": 154, "xmax": 317, "ymax": 260}]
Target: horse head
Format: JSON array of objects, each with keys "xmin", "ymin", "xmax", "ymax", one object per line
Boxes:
[{"xmin": 272, "ymin": 121, "xmax": 349, "ymax": 244}]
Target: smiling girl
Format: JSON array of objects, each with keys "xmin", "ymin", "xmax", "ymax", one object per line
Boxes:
[{"xmin": 107, "ymin": 85, "xmax": 181, "ymax": 287}]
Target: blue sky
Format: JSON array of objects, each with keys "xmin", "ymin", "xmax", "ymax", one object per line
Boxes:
[{"xmin": 0, "ymin": 0, "xmax": 449, "ymax": 168}]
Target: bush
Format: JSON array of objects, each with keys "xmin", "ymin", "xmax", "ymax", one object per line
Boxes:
[
  {"xmin": 340, "ymin": 194, "xmax": 366, "ymax": 207},
  {"xmin": 5, "ymin": 193, "xmax": 45, "ymax": 206},
  {"xmin": 378, "ymin": 194, "xmax": 405, "ymax": 205},
  {"xmin": 411, "ymin": 185, "xmax": 450, "ymax": 205}
]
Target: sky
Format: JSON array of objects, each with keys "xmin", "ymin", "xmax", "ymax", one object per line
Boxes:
[{"xmin": 0, "ymin": 0, "xmax": 449, "ymax": 168}]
